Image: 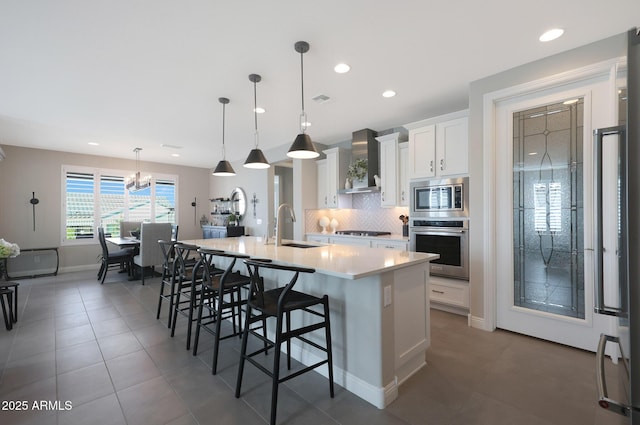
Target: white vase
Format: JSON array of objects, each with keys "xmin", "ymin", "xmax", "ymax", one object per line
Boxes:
[{"xmin": 345, "ymin": 178, "xmax": 351, "ymax": 189}]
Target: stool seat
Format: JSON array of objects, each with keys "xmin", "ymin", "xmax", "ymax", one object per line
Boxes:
[{"xmin": 235, "ymin": 259, "xmax": 334, "ymax": 425}]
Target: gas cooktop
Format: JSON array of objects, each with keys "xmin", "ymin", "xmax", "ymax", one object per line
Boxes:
[{"xmin": 334, "ymin": 230, "xmax": 391, "ymax": 237}]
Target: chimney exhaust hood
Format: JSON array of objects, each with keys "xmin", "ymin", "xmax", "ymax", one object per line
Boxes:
[{"xmin": 339, "ymin": 128, "xmax": 379, "ymax": 194}]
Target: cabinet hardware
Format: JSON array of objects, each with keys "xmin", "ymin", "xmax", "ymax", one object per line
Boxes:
[
  {"xmin": 431, "ymin": 289, "xmax": 445, "ymax": 294},
  {"xmin": 440, "ymin": 158, "xmax": 444, "ymax": 171},
  {"xmin": 429, "ymin": 160, "xmax": 433, "ymax": 172}
]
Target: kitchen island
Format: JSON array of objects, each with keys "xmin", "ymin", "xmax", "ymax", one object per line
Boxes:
[{"xmin": 180, "ymin": 236, "xmax": 438, "ymax": 408}]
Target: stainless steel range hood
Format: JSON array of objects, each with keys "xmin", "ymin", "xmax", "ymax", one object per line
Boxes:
[{"xmin": 338, "ymin": 128, "xmax": 379, "ymax": 194}]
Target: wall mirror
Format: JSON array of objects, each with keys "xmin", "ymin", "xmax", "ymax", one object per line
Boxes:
[{"xmin": 230, "ymin": 187, "xmax": 247, "ymax": 216}]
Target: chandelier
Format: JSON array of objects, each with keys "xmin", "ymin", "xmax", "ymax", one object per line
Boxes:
[{"xmin": 125, "ymin": 147, "xmax": 151, "ymax": 191}]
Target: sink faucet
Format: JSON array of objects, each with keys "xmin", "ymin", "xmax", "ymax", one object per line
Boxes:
[{"xmin": 275, "ymin": 203, "xmax": 296, "ymax": 247}]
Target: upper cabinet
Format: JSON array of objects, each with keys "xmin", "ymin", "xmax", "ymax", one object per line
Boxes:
[
  {"xmin": 317, "ymin": 147, "xmax": 350, "ymax": 209},
  {"xmin": 376, "ymin": 132, "xmax": 408, "ymax": 207},
  {"xmin": 407, "ymin": 111, "xmax": 468, "ymax": 179}
]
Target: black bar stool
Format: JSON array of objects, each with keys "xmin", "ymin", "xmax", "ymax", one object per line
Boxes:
[
  {"xmin": 192, "ymin": 248, "xmax": 252, "ymax": 374},
  {"xmin": 0, "ymin": 281, "xmax": 18, "ymax": 330},
  {"xmin": 170, "ymin": 243, "xmax": 223, "ymax": 350},
  {"xmin": 235, "ymin": 259, "xmax": 334, "ymax": 425},
  {"xmin": 156, "ymin": 240, "xmax": 177, "ymax": 328}
]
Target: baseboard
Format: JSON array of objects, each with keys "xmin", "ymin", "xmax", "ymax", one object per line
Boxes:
[
  {"xmin": 468, "ymin": 314, "xmax": 489, "ymax": 331},
  {"xmin": 291, "ymin": 342, "xmax": 392, "ymax": 409}
]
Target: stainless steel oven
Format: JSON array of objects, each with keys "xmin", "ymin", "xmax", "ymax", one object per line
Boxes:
[
  {"xmin": 410, "ymin": 176, "xmax": 468, "ymax": 219},
  {"xmin": 410, "ymin": 219, "xmax": 469, "ymax": 280}
]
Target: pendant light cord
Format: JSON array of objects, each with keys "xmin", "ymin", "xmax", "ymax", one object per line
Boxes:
[
  {"xmin": 221, "ymin": 101, "xmax": 226, "ymax": 159},
  {"xmin": 299, "ymin": 49, "xmax": 307, "ymax": 133},
  {"xmin": 253, "ymin": 79, "xmax": 259, "ymax": 148}
]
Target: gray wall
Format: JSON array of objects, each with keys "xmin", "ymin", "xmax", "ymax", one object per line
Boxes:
[
  {"xmin": 0, "ymin": 145, "xmax": 210, "ymax": 272},
  {"xmin": 467, "ymin": 32, "xmax": 627, "ymax": 323}
]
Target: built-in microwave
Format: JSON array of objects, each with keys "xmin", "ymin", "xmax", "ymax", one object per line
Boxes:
[{"xmin": 410, "ymin": 176, "xmax": 469, "ymax": 218}]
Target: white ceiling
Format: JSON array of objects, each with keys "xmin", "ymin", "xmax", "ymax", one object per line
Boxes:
[{"xmin": 0, "ymin": 1, "xmax": 638, "ymax": 169}]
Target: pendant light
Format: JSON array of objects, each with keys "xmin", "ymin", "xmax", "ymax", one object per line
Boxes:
[
  {"xmin": 125, "ymin": 147, "xmax": 151, "ymax": 191},
  {"xmin": 244, "ymin": 73, "xmax": 270, "ymax": 169},
  {"xmin": 212, "ymin": 97, "xmax": 236, "ymax": 176},
  {"xmin": 287, "ymin": 41, "xmax": 319, "ymax": 159}
]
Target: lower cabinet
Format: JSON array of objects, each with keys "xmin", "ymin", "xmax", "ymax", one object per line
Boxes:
[
  {"xmin": 429, "ymin": 275, "xmax": 469, "ymax": 314},
  {"xmin": 329, "ymin": 236, "xmax": 372, "ymax": 247},
  {"xmin": 372, "ymin": 240, "xmax": 409, "ymax": 250},
  {"xmin": 306, "ymin": 235, "xmax": 330, "ymax": 244},
  {"xmin": 203, "ymin": 225, "xmax": 244, "ymax": 239}
]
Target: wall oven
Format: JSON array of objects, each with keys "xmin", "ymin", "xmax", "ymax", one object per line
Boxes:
[
  {"xmin": 409, "ymin": 177, "xmax": 469, "ymax": 280},
  {"xmin": 410, "ymin": 219, "xmax": 469, "ymax": 280}
]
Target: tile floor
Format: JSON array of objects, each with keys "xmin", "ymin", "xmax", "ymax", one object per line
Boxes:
[{"xmin": 0, "ymin": 269, "xmax": 627, "ymax": 425}]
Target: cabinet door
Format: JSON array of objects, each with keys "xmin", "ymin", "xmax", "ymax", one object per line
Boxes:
[
  {"xmin": 408, "ymin": 124, "xmax": 436, "ymax": 179},
  {"xmin": 379, "ymin": 138, "xmax": 398, "ymax": 207},
  {"xmin": 329, "ymin": 237, "xmax": 371, "ymax": 247},
  {"xmin": 316, "ymin": 160, "xmax": 328, "ymax": 208},
  {"xmin": 325, "ymin": 151, "xmax": 338, "ymax": 207},
  {"xmin": 398, "ymin": 142, "xmax": 409, "ymax": 206},
  {"xmin": 372, "ymin": 240, "xmax": 408, "ymax": 251},
  {"xmin": 307, "ymin": 235, "xmax": 330, "ymax": 244},
  {"xmin": 436, "ymin": 117, "xmax": 468, "ymax": 176}
]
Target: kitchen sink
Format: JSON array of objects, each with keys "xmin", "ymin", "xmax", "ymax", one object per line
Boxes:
[{"xmin": 282, "ymin": 242, "xmax": 321, "ymax": 249}]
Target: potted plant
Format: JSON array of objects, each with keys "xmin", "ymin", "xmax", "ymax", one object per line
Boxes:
[
  {"xmin": 227, "ymin": 213, "xmax": 238, "ymax": 226},
  {"xmin": 346, "ymin": 158, "xmax": 368, "ymax": 188}
]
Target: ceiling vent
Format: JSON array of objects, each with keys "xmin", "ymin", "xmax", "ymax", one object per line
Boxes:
[{"xmin": 312, "ymin": 94, "xmax": 331, "ymax": 104}]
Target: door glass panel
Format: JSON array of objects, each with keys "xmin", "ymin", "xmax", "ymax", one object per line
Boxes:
[{"xmin": 512, "ymin": 98, "xmax": 585, "ymax": 319}]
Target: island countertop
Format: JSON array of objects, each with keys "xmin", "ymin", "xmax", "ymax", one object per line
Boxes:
[{"xmin": 179, "ymin": 236, "xmax": 438, "ymax": 280}]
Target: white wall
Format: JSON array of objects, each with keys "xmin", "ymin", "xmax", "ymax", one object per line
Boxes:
[{"xmin": 0, "ymin": 145, "xmax": 210, "ymax": 271}]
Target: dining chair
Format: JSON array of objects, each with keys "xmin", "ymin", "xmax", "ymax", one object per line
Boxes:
[
  {"xmin": 97, "ymin": 227, "xmax": 134, "ymax": 284},
  {"xmin": 133, "ymin": 223, "xmax": 172, "ymax": 285},
  {"xmin": 119, "ymin": 221, "xmax": 142, "ymax": 238}
]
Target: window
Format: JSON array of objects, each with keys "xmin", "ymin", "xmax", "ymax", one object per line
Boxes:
[
  {"xmin": 533, "ymin": 182, "xmax": 562, "ymax": 234},
  {"xmin": 62, "ymin": 166, "xmax": 178, "ymax": 244}
]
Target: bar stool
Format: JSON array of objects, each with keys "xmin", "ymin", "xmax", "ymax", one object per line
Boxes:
[
  {"xmin": 192, "ymin": 248, "xmax": 251, "ymax": 374},
  {"xmin": 0, "ymin": 281, "xmax": 18, "ymax": 330},
  {"xmin": 156, "ymin": 240, "xmax": 177, "ymax": 328},
  {"xmin": 170, "ymin": 243, "xmax": 223, "ymax": 350},
  {"xmin": 235, "ymin": 259, "xmax": 334, "ymax": 425}
]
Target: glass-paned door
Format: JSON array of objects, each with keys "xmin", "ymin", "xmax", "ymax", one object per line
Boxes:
[{"xmin": 512, "ymin": 99, "xmax": 585, "ymax": 319}]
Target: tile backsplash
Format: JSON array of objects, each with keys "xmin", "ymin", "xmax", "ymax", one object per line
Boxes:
[{"xmin": 305, "ymin": 192, "xmax": 409, "ymax": 235}]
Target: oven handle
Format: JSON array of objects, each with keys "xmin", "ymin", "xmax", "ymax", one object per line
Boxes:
[{"xmin": 411, "ymin": 229, "xmax": 467, "ymax": 235}]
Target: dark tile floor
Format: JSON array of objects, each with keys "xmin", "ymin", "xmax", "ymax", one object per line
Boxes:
[{"xmin": 0, "ymin": 269, "xmax": 626, "ymax": 425}]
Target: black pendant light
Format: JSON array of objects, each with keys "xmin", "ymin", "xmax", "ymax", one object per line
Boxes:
[
  {"xmin": 212, "ymin": 97, "xmax": 236, "ymax": 176},
  {"xmin": 287, "ymin": 41, "xmax": 319, "ymax": 159},
  {"xmin": 244, "ymin": 73, "xmax": 270, "ymax": 169}
]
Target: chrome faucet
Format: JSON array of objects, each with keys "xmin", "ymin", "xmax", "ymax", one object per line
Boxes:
[{"xmin": 275, "ymin": 203, "xmax": 296, "ymax": 247}]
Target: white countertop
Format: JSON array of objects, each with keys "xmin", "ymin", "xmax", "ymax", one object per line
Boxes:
[{"xmin": 180, "ymin": 236, "xmax": 437, "ymax": 280}]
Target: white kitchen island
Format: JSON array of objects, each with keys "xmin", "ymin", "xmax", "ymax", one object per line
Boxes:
[{"xmin": 180, "ymin": 236, "xmax": 439, "ymax": 409}]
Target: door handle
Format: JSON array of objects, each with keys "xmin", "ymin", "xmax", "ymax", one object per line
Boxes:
[{"xmin": 596, "ymin": 334, "xmax": 630, "ymax": 416}]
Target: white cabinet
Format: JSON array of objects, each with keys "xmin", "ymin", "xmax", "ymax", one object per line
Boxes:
[
  {"xmin": 398, "ymin": 142, "xmax": 409, "ymax": 206},
  {"xmin": 407, "ymin": 113, "xmax": 468, "ymax": 179},
  {"xmin": 316, "ymin": 147, "xmax": 350, "ymax": 209},
  {"xmin": 429, "ymin": 275, "xmax": 469, "ymax": 313},
  {"xmin": 372, "ymin": 240, "xmax": 408, "ymax": 251},
  {"xmin": 307, "ymin": 235, "xmax": 330, "ymax": 244},
  {"xmin": 316, "ymin": 159, "xmax": 328, "ymax": 208},
  {"xmin": 376, "ymin": 132, "xmax": 408, "ymax": 207},
  {"xmin": 329, "ymin": 236, "xmax": 371, "ymax": 247}
]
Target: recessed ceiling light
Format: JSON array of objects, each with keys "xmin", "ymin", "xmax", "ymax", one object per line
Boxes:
[
  {"xmin": 171, "ymin": 153, "xmax": 180, "ymax": 157},
  {"xmin": 254, "ymin": 107, "xmax": 265, "ymax": 114},
  {"xmin": 382, "ymin": 90, "xmax": 396, "ymax": 98},
  {"xmin": 334, "ymin": 63, "xmax": 350, "ymax": 74},
  {"xmin": 88, "ymin": 142, "xmax": 99, "ymax": 146},
  {"xmin": 539, "ymin": 28, "xmax": 564, "ymax": 42}
]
